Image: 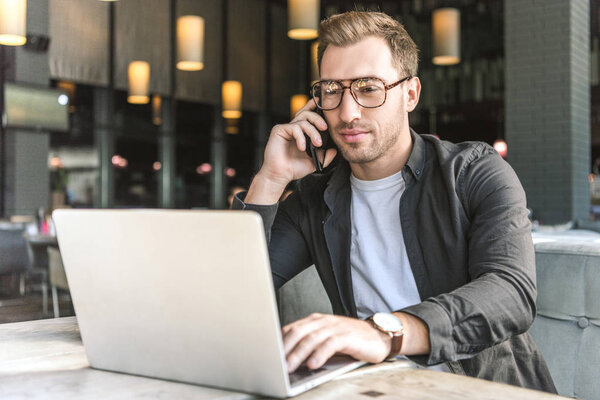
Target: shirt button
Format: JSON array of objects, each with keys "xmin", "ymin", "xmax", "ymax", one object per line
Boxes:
[{"xmin": 415, "ymin": 169, "xmax": 421, "ymax": 175}]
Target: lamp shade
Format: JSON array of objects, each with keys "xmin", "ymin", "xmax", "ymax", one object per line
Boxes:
[
  {"xmin": 290, "ymin": 94, "xmax": 308, "ymax": 118},
  {"xmin": 288, "ymin": 0, "xmax": 319, "ymax": 40},
  {"xmin": 128, "ymin": 61, "xmax": 150, "ymax": 104},
  {"xmin": 176, "ymin": 15, "xmax": 204, "ymax": 71},
  {"xmin": 0, "ymin": 0, "xmax": 26, "ymax": 46},
  {"xmin": 222, "ymin": 80, "xmax": 242, "ymax": 119},
  {"xmin": 432, "ymin": 8, "xmax": 460, "ymax": 66}
]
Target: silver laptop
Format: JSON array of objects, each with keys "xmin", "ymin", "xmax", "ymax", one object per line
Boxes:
[{"xmin": 53, "ymin": 209, "xmax": 365, "ymax": 398}]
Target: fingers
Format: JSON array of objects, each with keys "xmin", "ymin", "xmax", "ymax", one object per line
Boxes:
[
  {"xmin": 296, "ymin": 120, "xmax": 322, "ymax": 148},
  {"xmin": 262, "ymin": 97, "xmax": 330, "ymax": 182},
  {"xmin": 306, "ymin": 337, "xmax": 342, "ymax": 370},
  {"xmin": 287, "ymin": 329, "xmax": 336, "ymax": 373},
  {"xmin": 293, "ymin": 111, "xmax": 328, "ymax": 132},
  {"xmin": 273, "ymin": 119, "xmax": 325, "ymax": 155},
  {"xmin": 270, "ymin": 97, "xmax": 328, "ymax": 157},
  {"xmin": 291, "ymin": 101, "xmax": 328, "ymax": 132},
  {"xmin": 283, "ymin": 314, "xmax": 337, "ymax": 373},
  {"xmin": 282, "ymin": 313, "xmax": 325, "ymax": 355},
  {"xmin": 288, "ymin": 124, "xmax": 307, "ymax": 152},
  {"xmin": 282, "ymin": 315, "xmax": 393, "ymax": 373}
]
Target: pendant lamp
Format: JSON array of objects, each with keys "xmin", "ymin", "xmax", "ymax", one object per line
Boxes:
[
  {"xmin": 176, "ymin": 15, "xmax": 205, "ymax": 71},
  {"xmin": 288, "ymin": 0, "xmax": 319, "ymax": 40},
  {"xmin": 222, "ymin": 80, "xmax": 242, "ymax": 119},
  {"xmin": 0, "ymin": 0, "xmax": 27, "ymax": 46},
  {"xmin": 128, "ymin": 61, "xmax": 150, "ymax": 104},
  {"xmin": 432, "ymin": 8, "xmax": 460, "ymax": 66}
]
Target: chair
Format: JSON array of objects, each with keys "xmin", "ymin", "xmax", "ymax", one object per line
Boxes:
[
  {"xmin": 529, "ymin": 239, "xmax": 600, "ymax": 400},
  {"xmin": 0, "ymin": 223, "xmax": 29, "ymax": 295},
  {"xmin": 47, "ymin": 247, "xmax": 69, "ymax": 318},
  {"xmin": 24, "ymin": 236, "xmax": 50, "ymax": 315}
]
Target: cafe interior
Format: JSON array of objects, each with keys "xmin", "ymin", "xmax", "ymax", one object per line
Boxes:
[{"xmin": 0, "ymin": 0, "xmax": 599, "ymax": 399}]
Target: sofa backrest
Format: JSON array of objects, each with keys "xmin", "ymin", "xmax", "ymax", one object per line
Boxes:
[
  {"xmin": 277, "ymin": 265, "xmax": 332, "ymax": 326},
  {"xmin": 530, "ymin": 241, "xmax": 600, "ymax": 399}
]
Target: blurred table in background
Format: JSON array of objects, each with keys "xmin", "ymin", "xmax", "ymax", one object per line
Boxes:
[{"xmin": 25, "ymin": 234, "xmax": 58, "ymax": 248}]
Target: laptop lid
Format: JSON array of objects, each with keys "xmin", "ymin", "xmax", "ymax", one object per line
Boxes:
[{"xmin": 53, "ymin": 209, "xmax": 291, "ymax": 397}]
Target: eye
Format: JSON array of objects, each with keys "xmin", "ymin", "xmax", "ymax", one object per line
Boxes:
[
  {"xmin": 358, "ymin": 85, "xmax": 379, "ymax": 93},
  {"xmin": 323, "ymin": 82, "xmax": 342, "ymax": 95},
  {"xmin": 354, "ymin": 79, "xmax": 384, "ymax": 94}
]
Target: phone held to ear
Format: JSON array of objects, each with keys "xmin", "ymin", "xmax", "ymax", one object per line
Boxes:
[{"xmin": 304, "ymin": 109, "xmax": 336, "ymax": 173}]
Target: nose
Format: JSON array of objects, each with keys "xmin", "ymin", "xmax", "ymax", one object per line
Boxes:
[{"xmin": 337, "ymin": 88, "xmax": 361, "ymax": 124}]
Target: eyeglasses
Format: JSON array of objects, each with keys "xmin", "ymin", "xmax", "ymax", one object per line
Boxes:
[{"xmin": 311, "ymin": 76, "xmax": 411, "ymax": 111}]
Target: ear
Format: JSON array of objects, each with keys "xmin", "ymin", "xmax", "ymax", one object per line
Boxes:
[{"xmin": 405, "ymin": 77, "xmax": 421, "ymax": 112}]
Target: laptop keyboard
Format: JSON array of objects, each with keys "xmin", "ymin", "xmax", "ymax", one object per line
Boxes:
[{"xmin": 289, "ymin": 365, "xmax": 327, "ymax": 385}]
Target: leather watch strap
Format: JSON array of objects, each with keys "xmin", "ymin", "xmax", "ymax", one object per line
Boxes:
[
  {"xmin": 389, "ymin": 332, "xmax": 403, "ymax": 357},
  {"xmin": 367, "ymin": 315, "xmax": 404, "ymax": 358}
]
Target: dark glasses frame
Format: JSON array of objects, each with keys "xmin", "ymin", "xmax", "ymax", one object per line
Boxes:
[{"xmin": 311, "ymin": 76, "xmax": 412, "ymax": 110}]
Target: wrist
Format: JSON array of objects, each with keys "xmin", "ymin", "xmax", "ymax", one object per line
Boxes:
[
  {"xmin": 367, "ymin": 313, "xmax": 404, "ymax": 358},
  {"xmin": 244, "ymin": 172, "xmax": 288, "ymax": 205},
  {"xmin": 391, "ymin": 312, "xmax": 431, "ymax": 356}
]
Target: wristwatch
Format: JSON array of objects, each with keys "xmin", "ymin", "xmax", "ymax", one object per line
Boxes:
[{"xmin": 368, "ymin": 312, "xmax": 404, "ymax": 357}]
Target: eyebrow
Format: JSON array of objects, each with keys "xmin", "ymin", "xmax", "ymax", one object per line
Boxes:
[{"xmin": 320, "ymin": 76, "xmax": 388, "ymax": 83}]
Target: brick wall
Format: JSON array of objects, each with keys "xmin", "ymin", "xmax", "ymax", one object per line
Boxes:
[
  {"xmin": 3, "ymin": 0, "xmax": 51, "ymax": 217},
  {"xmin": 15, "ymin": 0, "xmax": 49, "ymax": 85},
  {"xmin": 5, "ymin": 130, "xmax": 50, "ymax": 216},
  {"xmin": 505, "ymin": 0, "xmax": 590, "ymax": 224}
]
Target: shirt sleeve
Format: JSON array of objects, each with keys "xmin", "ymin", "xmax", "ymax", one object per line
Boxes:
[
  {"xmin": 401, "ymin": 147, "xmax": 537, "ymax": 365},
  {"xmin": 231, "ymin": 191, "xmax": 278, "ymax": 243},
  {"xmin": 232, "ymin": 190, "xmax": 313, "ymax": 290}
]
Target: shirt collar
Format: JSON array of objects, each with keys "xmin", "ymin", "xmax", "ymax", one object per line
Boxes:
[
  {"xmin": 324, "ymin": 128, "xmax": 426, "ymax": 211},
  {"xmin": 404, "ymin": 128, "xmax": 426, "ymax": 181}
]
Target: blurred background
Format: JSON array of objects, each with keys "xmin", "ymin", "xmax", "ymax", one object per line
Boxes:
[{"xmin": 0, "ymin": 0, "xmax": 597, "ymax": 223}]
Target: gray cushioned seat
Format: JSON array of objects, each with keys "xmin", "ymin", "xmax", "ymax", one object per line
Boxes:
[{"xmin": 530, "ymin": 241, "xmax": 600, "ymax": 399}]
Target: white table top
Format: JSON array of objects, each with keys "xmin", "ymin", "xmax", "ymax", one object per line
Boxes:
[{"xmin": 0, "ymin": 317, "xmax": 566, "ymax": 399}]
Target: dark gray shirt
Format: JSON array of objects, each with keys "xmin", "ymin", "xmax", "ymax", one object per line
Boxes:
[{"xmin": 234, "ymin": 130, "xmax": 556, "ymax": 393}]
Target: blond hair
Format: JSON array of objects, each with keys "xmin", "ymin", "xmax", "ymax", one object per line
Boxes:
[{"xmin": 317, "ymin": 11, "xmax": 419, "ymax": 78}]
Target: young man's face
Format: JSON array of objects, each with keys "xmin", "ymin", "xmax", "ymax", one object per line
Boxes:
[{"xmin": 320, "ymin": 36, "xmax": 419, "ymax": 166}]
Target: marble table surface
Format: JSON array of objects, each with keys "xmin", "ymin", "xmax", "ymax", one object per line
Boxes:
[{"xmin": 0, "ymin": 317, "xmax": 567, "ymax": 399}]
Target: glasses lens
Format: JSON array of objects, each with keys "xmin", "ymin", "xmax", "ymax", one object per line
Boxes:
[
  {"xmin": 313, "ymin": 81, "xmax": 343, "ymax": 110},
  {"xmin": 351, "ymin": 78, "xmax": 386, "ymax": 108}
]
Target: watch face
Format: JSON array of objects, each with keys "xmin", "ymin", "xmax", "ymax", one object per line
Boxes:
[{"xmin": 373, "ymin": 313, "xmax": 403, "ymax": 332}]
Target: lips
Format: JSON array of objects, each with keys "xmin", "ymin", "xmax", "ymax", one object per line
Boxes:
[{"xmin": 338, "ymin": 129, "xmax": 369, "ymax": 143}]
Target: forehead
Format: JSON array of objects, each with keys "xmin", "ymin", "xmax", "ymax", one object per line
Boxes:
[{"xmin": 320, "ymin": 36, "xmax": 397, "ymax": 81}]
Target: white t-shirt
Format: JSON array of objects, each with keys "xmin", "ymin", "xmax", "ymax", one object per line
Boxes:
[
  {"xmin": 350, "ymin": 170, "xmax": 450, "ymax": 373},
  {"xmin": 350, "ymin": 170, "xmax": 421, "ymax": 319}
]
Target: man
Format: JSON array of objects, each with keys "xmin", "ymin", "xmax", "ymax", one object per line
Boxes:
[{"xmin": 234, "ymin": 11, "xmax": 556, "ymax": 393}]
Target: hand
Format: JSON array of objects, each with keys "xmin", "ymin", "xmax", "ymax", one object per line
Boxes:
[
  {"xmin": 264, "ymin": 100, "xmax": 337, "ymax": 184},
  {"xmin": 282, "ymin": 313, "xmax": 392, "ymax": 373},
  {"xmin": 244, "ymin": 101, "xmax": 338, "ymax": 205}
]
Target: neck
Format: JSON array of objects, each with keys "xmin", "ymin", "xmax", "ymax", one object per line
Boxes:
[{"xmin": 349, "ymin": 128, "xmax": 413, "ymax": 181}]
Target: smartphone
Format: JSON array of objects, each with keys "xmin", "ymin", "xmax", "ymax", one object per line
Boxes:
[{"xmin": 304, "ymin": 109, "xmax": 335, "ymax": 173}]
